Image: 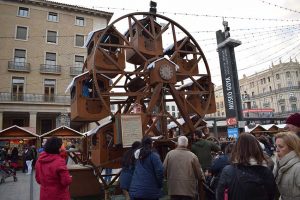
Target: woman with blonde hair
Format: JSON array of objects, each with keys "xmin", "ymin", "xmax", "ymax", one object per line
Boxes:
[{"xmin": 274, "ymin": 131, "xmax": 300, "ymax": 200}]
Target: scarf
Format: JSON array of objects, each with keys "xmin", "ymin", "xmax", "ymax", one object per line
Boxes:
[{"xmin": 274, "ymin": 151, "xmax": 300, "ymax": 185}]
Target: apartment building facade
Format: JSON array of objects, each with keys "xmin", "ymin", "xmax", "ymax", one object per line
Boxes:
[
  {"xmin": 239, "ymin": 59, "xmax": 300, "ymax": 117},
  {"xmin": 207, "ymin": 59, "xmax": 300, "ymax": 119},
  {"xmin": 0, "ymin": 0, "xmax": 112, "ymax": 134}
]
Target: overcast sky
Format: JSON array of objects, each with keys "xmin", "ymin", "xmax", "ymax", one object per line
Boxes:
[{"xmin": 54, "ymin": 0, "xmax": 300, "ymax": 86}]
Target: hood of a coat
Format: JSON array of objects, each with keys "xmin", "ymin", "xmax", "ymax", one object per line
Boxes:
[
  {"xmin": 134, "ymin": 148, "xmax": 141, "ymax": 159},
  {"xmin": 38, "ymin": 152, "xmax": 60, "ymax": 164}
]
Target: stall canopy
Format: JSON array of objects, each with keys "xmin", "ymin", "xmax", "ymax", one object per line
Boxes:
[
  {"xmin": 0, "ymin": 125, "xmax": 39, "ymax": 139},
  {"xmin": 40, "ymin": 126, "xmax": 84, "ymax": 139},
  {"xmin": 245, "ymin": 124, "xmax": 285, "ymax": 134}
]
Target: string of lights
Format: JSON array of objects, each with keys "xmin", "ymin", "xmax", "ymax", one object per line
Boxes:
[
  {"xmin": 199, "ymin": 26, "xmax": 300, "ymax": 49},
  {"xmin": 93, "ymin": 6, "xmax": 300, "ymax": 22},
  {"xmin": 238, "ymin": 42, "xmax": 300, "ymax": 71},
  {"xmin": 192, "ymin": 24, "xmax": 300, "ymax": 42},
  {"xmin": 259, "ymin": 0, "xmax": 300, "ymax": 15},
  {"xmin": 238, "ymin": 35, "xmax": 299, "ymax": 60}
]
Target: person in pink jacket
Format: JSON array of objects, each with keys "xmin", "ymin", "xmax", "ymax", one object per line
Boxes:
[{"xmin": 35, "ymin": 137, "xmax": 72, "ymax": 200}]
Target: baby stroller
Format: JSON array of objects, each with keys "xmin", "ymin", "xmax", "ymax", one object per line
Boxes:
[{"xmin": 0, "ymin": 160, "xmax": 18, "ymax": 184}]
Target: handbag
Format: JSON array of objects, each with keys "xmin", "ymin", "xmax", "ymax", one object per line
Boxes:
[{"xmin": 224, "ymin": 188, "xmax": 228, "ymax": 200}]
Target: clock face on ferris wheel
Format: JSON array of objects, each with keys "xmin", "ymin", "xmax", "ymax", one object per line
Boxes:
[{"xmin": 159, "ymin": 64, "xmax": 175, "ymax": 80}]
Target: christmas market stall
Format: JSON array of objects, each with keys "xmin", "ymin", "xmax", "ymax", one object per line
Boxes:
[{"xmin": 0, "ymin": 125, "xmax": 38, "ymax": 167}]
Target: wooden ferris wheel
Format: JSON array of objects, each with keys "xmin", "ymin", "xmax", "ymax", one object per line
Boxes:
[{"xmin": 70, "ymin": 12, "xmax": 216, "ymax": 170}]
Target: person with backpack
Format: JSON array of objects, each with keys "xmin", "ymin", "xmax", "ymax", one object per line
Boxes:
[
  {"xmin": 216, "ymin": 133, "xmax": 276, "ymax": 200},
  {"xmin": 274, "ymin": 131, "xmax": 300, "ymax": 200},
  {"xmin": 129, "ymin": 136, "xmax": 164, "ymax": 200}
]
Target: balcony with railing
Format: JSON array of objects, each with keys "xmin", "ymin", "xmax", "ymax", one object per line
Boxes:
[
  {"xmin": 8, "ymin": 61, "xmax": 30, "ymax": 72},
  {"xmin": 263, "ymin": 102, "xmax": 270, "ymax": 108},
  {"xmin": 289, "ymin": 96, "xmax": 297, "ymax": 102},
  {"xmin": 250, "ymin": 86, "xmax": 300, "ymax": 99},
  {"xmin": 70, "ymin": 67, "xmax": 82, "ymax": 76},
  {"xmin": 278, "ymin": 99, "xmax": 285, "ymax": 104},
  {"xmin": 274, "ymin": 108, "xmax": 300, "ymax": 117},
  {"xmin": 40, "ymin": 64, "xmax": 61, "ymax": 74},
  {"xmin": 0, "ymin": 92, "xmax": 70, "ymax": 104}
]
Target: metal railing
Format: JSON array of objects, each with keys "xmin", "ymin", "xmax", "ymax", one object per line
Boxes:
[
  {"xmin": 8, "ymin": 61, "xmax": 30, "ymax": 72},
  {"xmin": 273, "ymin": 109, "xmax": 300, "ymax": 117},
  {"xmin": 0, "ymin": 92, "xmax": 70, "ymax": 104},
  {"xmin": 40, "ymin": 64, "xmax": 61, "ymax": 74},
  {"xmin": 242, "ymin": 86, "xmax": 300, "ymax": 100}
]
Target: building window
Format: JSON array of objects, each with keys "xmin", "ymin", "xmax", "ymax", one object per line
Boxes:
[
  {"xmin": 12, "ymin": 77, "xmax": 24, "ymax": 101},
  {"xmin": 44, "ymin": 79, "xmax": 56, "ymax": 102},
  {"xmin": 260, "ymin": 79, "xmax": 263, "ymax": 84},
  {"xmin": 287, "ymin": 81, "xmax": 293, "ymax": 87},
  {"xmin": 47, "ymin": 30, "xmax": 57, "ymax": 43},
  {"xmin": 216, "ymin": 102, "xmax": 219, "ymax": 109},
  {"xmin": 166, "ymin": 106, "xmax": 170, "ymax": 111},
  {"xmin": 263, "ymin": 88, "xmax": 266, "ymax": 93},
  {"xmin": 48, "ymin": 12, "xmax": 58, "ymax": 22},
  {"xmin": 291, "ymin": 104, "xmax": 297, "ymax": 112},
  {"xmin": 14, "ymin": 49, "xmax": 26, "ymax": 67},
  {"xmin": 18, "ymin": 7, "xmax": 29, "ymax": 17},
  {"xmin": 277, "ymin": 84, "xmax": 281, "ymax": 89},
  {"xmin": 75, "ymin": 34, "xmax": 84, "ymax": 47},
  {"xmin": 220, "ymin": 102, "xmax": 224, "ymax": 108},
  {"xmin": 41, "ymin": 119, "xmax": 53, "ymax": 133},
  {"xmin": 45, "ymin": 52, "xmax": 56, "ymax": 66},
  {"xmin": 250, "ymin": 82, "xmax": 254, "ymax": 88},
  {"xmin": 251, "ymin": 92, "xmax": 254, "ymax": 96},
  {"xmin": 12, "ymin": 119, "xmax": 25, "ymax": 127},
  {"xmin": 172, "ymin": 112, "xmax": 176, "ymax": 118},
  {"xmin": 268, "ymin": 77, "xmax": 270, "ymax": 82},
  {"xmin": 75, "ymin": 55, "xmax": 84, "ymax": 68},
  {"xmin": 281, "ymin": 105, "xmax": 285, "ymax": 112},
  {"xmin": 276, "ymin": 74, "xmax": 280, "ymax": 80},
  {"xmin": 217, "ymin": 111, "xmax": 220, "ymax": 117},
  {"xmin": 75, "ymin": 16, "xmax": 85, "ymax": 26},
  {"xmin": 286, "ymin": 71, "xmax": 291, "ymax": 78},
  {"xmin": 16, "ymin": 26, "xmax": 28, "ymax": 40},
  {"xmin": 296, "ymin": 71, "xmax": 299, "ymax": 77},
  {"xmin": 171, "ymin": 106, "xmax": 175, "ymax": 111}
]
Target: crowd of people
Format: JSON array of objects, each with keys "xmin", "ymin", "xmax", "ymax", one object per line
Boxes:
[
  {"xmin": 118, "ymin": 113, "xmax": 300, "ymax": 200},
  {"xmin": 2, "ymin": 112, "xmax": 299, "ymax": 200}
]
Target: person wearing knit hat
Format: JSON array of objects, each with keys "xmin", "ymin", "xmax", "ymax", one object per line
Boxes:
[{"xmin": 285, "ymin": 113, "xmax": 300, "ymax": 138}]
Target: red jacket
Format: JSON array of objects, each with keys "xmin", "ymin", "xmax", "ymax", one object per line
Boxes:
[{"xmin": 35, "ymin": 152, "xmax": 72, "ymax": 200}]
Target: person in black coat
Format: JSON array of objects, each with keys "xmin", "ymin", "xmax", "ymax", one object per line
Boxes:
[
  {"xmin": 210, "ymin": 143, "xmax": 234, "ymax": 192},
  {"xmin": 10, "ymin": 147, "xmax": 19, "ymax": 169},
  {"xmin": 216, "ymin": 133, "xmax": 277, "ymax": 200}
]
